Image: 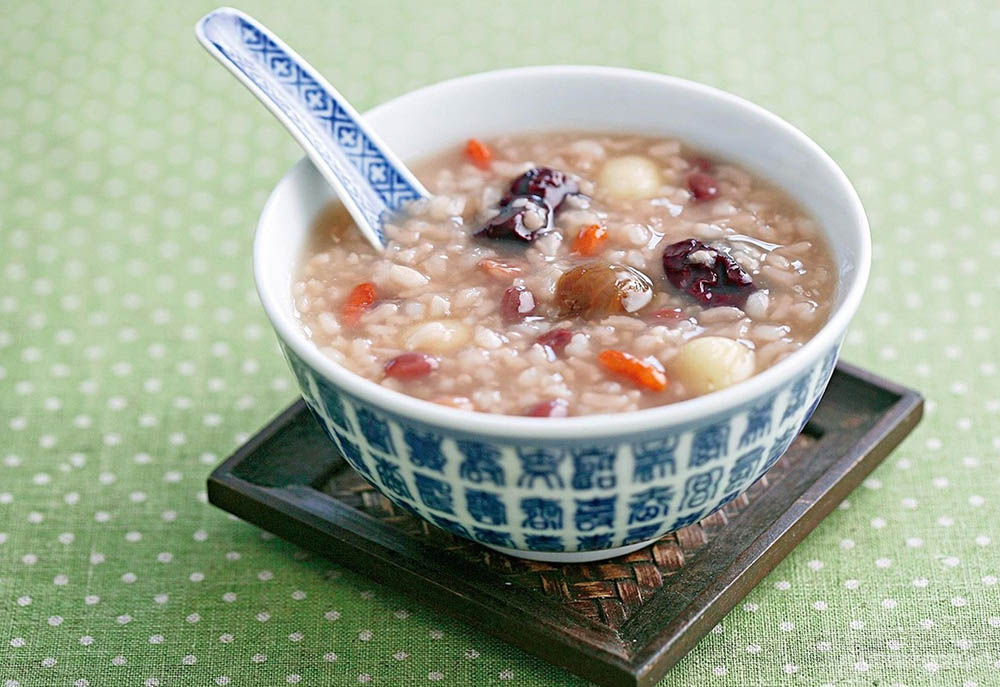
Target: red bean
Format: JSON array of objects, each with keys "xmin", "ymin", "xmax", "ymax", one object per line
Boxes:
[
  {"xmin": 689, "ymin": 156, "xmax": 714, "ymax": 172},
  {"xmin": 687, "ymin": 172, "xmax": 719, "ymax": 201},
  {"xmin": 384, "ymin": 352, "xmax": 439, "ymax": 380},
  {"xmin": 524, "ymin": 399, "xmax": 569, "ymax": 417},
  {"xmin": 500, "ymin": 286, "xmax": 536, "ymax": 322},
  {"xmin": 536, "ymin": 328, "xmax": 573, "ymax": 356}
]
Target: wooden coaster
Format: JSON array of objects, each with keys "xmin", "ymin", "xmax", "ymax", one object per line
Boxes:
[{"xmin": 208, "ymin": 363, "xmax": 922, "ymax": 687}]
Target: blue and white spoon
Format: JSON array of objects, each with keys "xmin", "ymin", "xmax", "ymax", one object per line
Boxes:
[{"xmin": 196, "ymin": 7, "xmax": 428, "ymax": 250}]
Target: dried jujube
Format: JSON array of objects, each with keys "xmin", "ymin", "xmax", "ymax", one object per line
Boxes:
[
  {"xmin": 503, "ymin": 167, "xmax": 579, "ymax": 210},
  {"xmin": 662, "ymin": 238, "xmax": 756, "ymax": 307},
  {"xmin": 475, "ymin": 196, "xmax": 550, "ymax": 242},
  {"xmin": 475, "ymin": 167, "xmax": 584, "ymax": 242}
]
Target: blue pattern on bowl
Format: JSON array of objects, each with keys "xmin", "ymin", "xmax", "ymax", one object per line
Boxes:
[{"xmin": 281, "ymin": 340, "xmax": 842, "ymax": 554}]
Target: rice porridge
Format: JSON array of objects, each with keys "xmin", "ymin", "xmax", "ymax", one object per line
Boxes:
[{"xmin": 293, "ymin": 133, "xmax": 836, "ymax": 416}]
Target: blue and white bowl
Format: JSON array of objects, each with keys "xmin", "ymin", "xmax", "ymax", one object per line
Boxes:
[{"xmin": 254, "ymin": 67, "xmax": 870, "ymax": 562}]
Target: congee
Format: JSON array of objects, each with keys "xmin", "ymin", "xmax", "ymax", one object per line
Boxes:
[{"xmin": 293, "ymin": 133, "xmax": 835, "ymax": 416}]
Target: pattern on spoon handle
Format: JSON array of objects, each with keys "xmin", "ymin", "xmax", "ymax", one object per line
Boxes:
[{"xmin": 196, "ymin": 7, "xmax": 427, "ymax": 247}]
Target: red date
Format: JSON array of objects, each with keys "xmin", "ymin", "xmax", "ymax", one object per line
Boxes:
[{"xmin": 662, "ymin": 238, "xmax": 756, "ymax": 308}]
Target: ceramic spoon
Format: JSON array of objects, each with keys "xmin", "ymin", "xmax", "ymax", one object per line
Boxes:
[{"xmin": 195, "ymin": 7, "xmax": 428, "ymax": 250}]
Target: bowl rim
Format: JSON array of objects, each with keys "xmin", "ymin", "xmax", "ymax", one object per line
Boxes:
[{"xmin": 253, "ymin": 65, "xmax": 870, "ymax": 440}]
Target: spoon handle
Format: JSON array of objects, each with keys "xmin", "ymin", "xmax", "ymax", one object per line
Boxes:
[{"xmin": 196, "ymin": 7, "xmax": 427, "ymax": 249}]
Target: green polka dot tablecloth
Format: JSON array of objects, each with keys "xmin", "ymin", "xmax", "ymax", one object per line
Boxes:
[{"xmin": 1, "ymin": 1, "xmax": 998, "ymax": 685}]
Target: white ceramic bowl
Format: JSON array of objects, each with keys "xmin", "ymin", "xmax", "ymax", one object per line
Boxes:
[{"xmin": 254, "ymin": 66, "xmax": 870, "ymax": 562}]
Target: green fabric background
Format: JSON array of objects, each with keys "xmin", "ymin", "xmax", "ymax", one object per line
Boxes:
[{"xmin": 1, "ymin": 1, "xmax": 998, "ymax": 685}]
